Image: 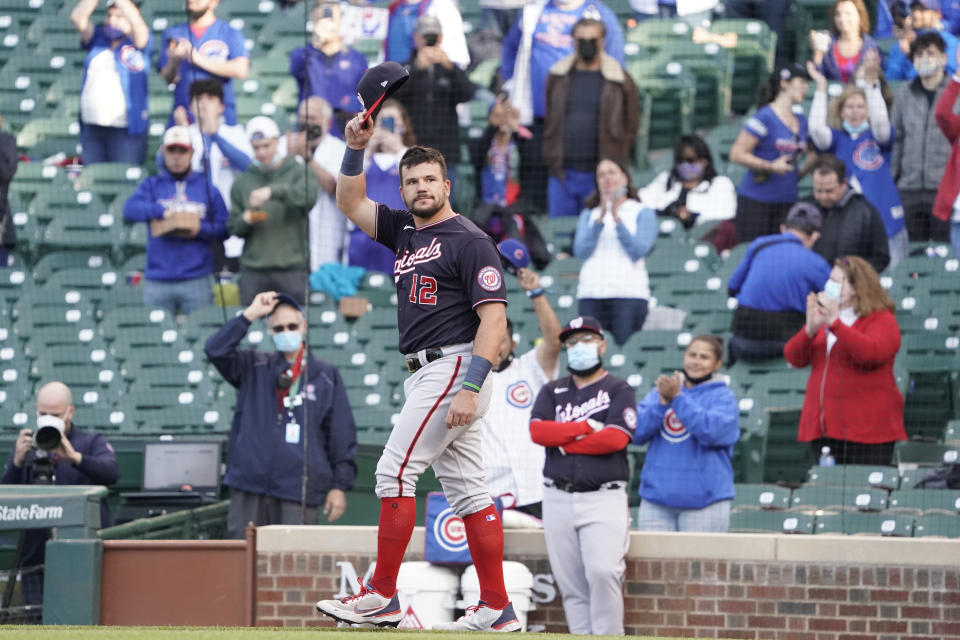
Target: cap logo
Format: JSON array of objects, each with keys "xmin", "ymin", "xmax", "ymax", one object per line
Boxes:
[
  {"xmin": 380, "ymin": 80, "xmax": 388, "ymax": 87},
  {"xmin": 357, "ymin": 92, "xmax": 365, "ymax": 108},
  {"xmin": 570, "ymin": 317, "xmax": 583, "ymax": 329},
  {"xmin": 513, "ymin": 248, "xmax": 524, "ymax": 260}
]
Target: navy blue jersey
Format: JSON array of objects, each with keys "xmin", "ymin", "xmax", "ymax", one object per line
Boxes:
[
  {"xmin": 530, "ymin": 373, "xmax": 637, "ymax": 489},
  {"xmin": 375, "ymin": 204, "xmax": 507, "ymax": 354}
]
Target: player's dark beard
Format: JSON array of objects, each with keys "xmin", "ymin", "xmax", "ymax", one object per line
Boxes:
[
  {"xmin": 407, "ymin": 192, "xmax": 446, "ymax": 218},
  {"xmin": 568, "ymin": 359, "xmax": 603, "ymax": 377},
  {"xmin": 187, "ymin": 8, "xmax": 208, "ymax": 21},
  {"xmin": 494, "ymin": 352, "xmax": 515, "ymax": 373}
]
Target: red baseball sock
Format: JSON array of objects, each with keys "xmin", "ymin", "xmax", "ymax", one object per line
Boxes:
[
  {"xmin": 463, "ymin": 504, "xmax": 509, "ymax": 609},
  {"xmin": 368, "ymin": 497, "xmax": 416, "ymax": 596}
]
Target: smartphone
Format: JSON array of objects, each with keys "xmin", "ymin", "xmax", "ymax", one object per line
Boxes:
[
  {"xmin": 321, "ymin": 5, "xmax": 334, "ymax": 19},
  {"xmin": 381, "ymin": 116, "xmax": 395, "ymax": 133},
  {"xmin": 423, "ymin": 33, "xmax": 438, "ymax": 47}
]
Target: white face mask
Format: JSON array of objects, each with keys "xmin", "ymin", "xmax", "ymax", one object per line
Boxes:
[
  {"xmin": 915, "ymin": 57, "xmax": 943, "ymax": 78},
  {"xmin": 567, "ymin": 341, "xmax": 600, "ymax": 372},
  {"xmin": 823, "ymin": 279, "xmax": 843, "ymax": 299}
]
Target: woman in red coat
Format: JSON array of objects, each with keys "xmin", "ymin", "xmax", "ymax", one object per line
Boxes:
[{"xmin": 784, "ymin": 255, "xmax": 905, "ymax": 465}]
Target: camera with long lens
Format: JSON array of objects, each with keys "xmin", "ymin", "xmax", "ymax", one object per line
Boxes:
[{"xmin": 27, "ymin": 415, "xmax": 65, "ymax": 484}]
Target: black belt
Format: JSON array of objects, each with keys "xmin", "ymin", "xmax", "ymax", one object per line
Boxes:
[
  {"xmin": 406, "ymin": 348, "xmax": 443, "ymax": 373},
  {"xmin": 545, "ymin": 480, "xmax": 625, "ymax": 493}
]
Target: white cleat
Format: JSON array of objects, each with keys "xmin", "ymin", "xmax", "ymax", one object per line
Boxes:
[
  {"xmin": 315, "ymin": 580, "xmax": 402, "ymax": 628},
  {"xmin": 431, "ymin": 601, "xmax": 521, "ymax": 632}
]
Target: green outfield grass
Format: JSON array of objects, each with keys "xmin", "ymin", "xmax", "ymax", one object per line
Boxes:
[{"xmin": 0, "ymin": 628, "xmax": 693, "ymax": 640}]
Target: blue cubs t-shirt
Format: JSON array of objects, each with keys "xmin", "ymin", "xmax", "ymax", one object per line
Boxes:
[
  {"xmin": 738, "ymin": 105, "xmax": 808, "ymax": 204},
  {"xmin": 386, "ymin": 2, "xmax": 420, "ymax": 64},
  {"xmin": 814, "ymin": 129, "xmax": 905, "ymax": 238},
  {"xmin": 158, "ymin": 20, "xmax": 248, "ymax": 126},
  {"xmin": 290, "ymin": 44, "xmax": 368, "ymax": 113}
]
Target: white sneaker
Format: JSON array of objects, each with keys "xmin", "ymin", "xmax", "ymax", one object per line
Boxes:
[
  {"xmin": 432, "ymin": 601, "xmax": 521, "ymax": 632},
  {"xmin": 315, "ymin": 580, "xmax": 401, "ymax": 627}
]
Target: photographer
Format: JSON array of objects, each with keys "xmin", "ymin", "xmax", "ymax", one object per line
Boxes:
[
  {"xmin": 1, "ymin": 382, "xmax": 119, "ymax": 605},
  {"xmin": 394, "ymin": 15, "xmax": 476, "ymax": 189}
]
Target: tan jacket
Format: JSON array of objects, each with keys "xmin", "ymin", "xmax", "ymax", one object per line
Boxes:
[{"xmin": 542, "ymin": 52, "xmax": 640, "ymax": 179}]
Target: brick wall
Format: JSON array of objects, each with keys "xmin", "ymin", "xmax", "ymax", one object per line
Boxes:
[{"xmin": 255, "ymin": 527, "xmax": 960, "ymax": 638}]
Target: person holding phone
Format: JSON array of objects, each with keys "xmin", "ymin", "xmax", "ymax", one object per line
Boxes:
[
  {"xmin": 784, "ymin": 255, "xmax": 905, "ymax": 466},
  {"xmin": 289, "ymin": 1, "xmax": 368, "ymax": 139},
  {"xmin": 394, "ymin": 15, "xmax": 476, "ymax": 189},
  {"xmin": 809, "ymin": 0, "xmax": 878, "ymax": 83},
  {"xmin": 729, "ymin": 63, "xmax": 813, "ymax": 243}
]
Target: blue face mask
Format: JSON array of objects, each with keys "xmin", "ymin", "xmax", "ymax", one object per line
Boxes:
[
  {"xmin": 842, "ymin": 120, "xmax": 870, "ymax": 136},
  {"xmin": 252, "ymin": 151, "xmax": 282, "ymax": 169},
  {"xmin": 102, "ymin": 25, "xmax": 126, "ymax": 41},
  {"xmin": 273, "ymin": 330, "xmax": 303, "ymax": 353},
  {"xmin": 823, "ymin": 279, "xmax": 843, "ymax": 300},
  {"xmin": 567, "ymin": 341, "xmax": 600, "ymax": 372}
]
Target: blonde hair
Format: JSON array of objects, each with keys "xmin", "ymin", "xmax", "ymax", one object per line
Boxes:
[{"xmin": 827, "ymin": 85, "xmax": 867, "ymax": 130}]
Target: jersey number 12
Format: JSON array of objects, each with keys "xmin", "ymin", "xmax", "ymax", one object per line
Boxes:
[{"xmin": 408, "ymin": 274, "xmax": 438, "ymax": 305}]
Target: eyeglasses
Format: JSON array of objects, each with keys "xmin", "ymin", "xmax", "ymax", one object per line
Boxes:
[
  {"xmin": 564, "ymin": 334, "xmax": 600, "ymax": 348},
  {"xmin": 270, "ymin": 323, "xmax": 300, "ymax": 333}
]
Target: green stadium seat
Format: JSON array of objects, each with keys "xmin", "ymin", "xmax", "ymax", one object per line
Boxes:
[
  {"xmin": 101, "ymin": 306, "xmax": 178, "ymax": 334},
  {"xmin": 76, "ymin": 406, "xmax": 129, "ymax": 433},
  {"xmin": 134, "ymin": 406, "xmax": 225, "ymax": 434},
  {"xmin": 759, "ymin": 407, "xmax": 812, "ymax": 484},
  {"xmin": 44, "ymin": 73, "xmax": 82, "ymax": 119},
  {"xmin": 73, "ymin": 163, "xmax": 147, "ymax": 205},
  {"xmin": 789, "ymin": 486, "xmax": 888, "ymax": 513},
  {"xmin": 22, "ymin": 326, "xmax": 102, "ymax": 359},
  {"xmin": 16, "ymin": 116, "xmax": 79, "ymax": 150},
  {"xmin": 729, "ymin": 508, "xmax": 814, "ymax": 533},
  {"xmin": 0, "ymin": 402, "xmax": 31, "ymax": 434},
  {"xmin": 732, "ymin": 483, "xmax": 792, "ymax": 510},
  {"xmin": 627, "ymin": 59, "xmax": 696, "ymax": 150},
  {"xmin": 246, "ymin": 54, "xmax": 294, "ymax": 94},
  {"xmin": 253, "ymin": 11, "xmax": 311, "ymax": 53},
  {"xmin": 28, "ymin": 345, "xmax": 116, "ymax": 379},
  {"xmin": 180, "ymin": 306, "xmax": 244, "ymax": 344},
  {"xmin": 887, "ymin": 490, "xmax": 960, "ymax": 515},
  {"xmin": 43, "ymin": 268, "xmax": 126, "ymax": 309},
  {"xmin": 627, "ymin": 18, "xmax": 697, "ymax": 45},
  {"xmin": 38, "ymin": 212, "xmax": 124, "ymax": 260},
  {"xmin": 117, "ymin": 342, "xmax": 200, "ymax": 374},
  {"xmin": 708, "ymin": 19, "xmax": 776, "ymax": 113},
  {"xmin": 36, "ymin": 364, "xmax": 121, "ymax": 406},
  {"xmin": 9, "ymin": 162, "xmax": 70, "ymax": 202},
  {"xmin": 805, "ymin": 465, "xmax": 900, "ymax": 491},
  {"xmin": 913, "ymin": 513, "xmax": 960, "ymax": 538},
  {"xmin": 28, "ymin": 186, "xmax": 108, "ymax": 225},
  {"xmin": 813, "ymin": 512, "xmax": 914, "ymax": 537},
  {"xmin": 32, "ymin": 250, "xmax": 113, "ymax": 285},
  {"xmin": 0, "ymin": 266, "xmax": 32, "ymax": 306}
]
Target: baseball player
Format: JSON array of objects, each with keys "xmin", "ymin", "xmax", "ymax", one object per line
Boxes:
[
  {"xmin": 482, "ymin": 243, "xmax": 563, "ymax": 524},
  {"xmin": 529, "ymin": 315, "xmax": 636, "ymax": 636},
  {"xmin": 315, "ymin": 106, "xmax": 520, "ymax": 631}
]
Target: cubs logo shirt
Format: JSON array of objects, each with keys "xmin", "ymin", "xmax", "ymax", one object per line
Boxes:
[{"xmin": 374, "ymin": 204, "xmax": 507, "ymax": 354}]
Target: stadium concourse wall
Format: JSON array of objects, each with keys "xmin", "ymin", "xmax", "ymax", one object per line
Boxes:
[{"xmin": 255, "ymin": 526, "xmax": 960, "ymax": 638}]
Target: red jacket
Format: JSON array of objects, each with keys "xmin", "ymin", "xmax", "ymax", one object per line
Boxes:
[
  {"xmin": 933, "ymin": 75, "xmax": 960, "ymax": 222},
  {"xmin": 783, "ymin": 309, "xmax": 905, "ymax": 444}
]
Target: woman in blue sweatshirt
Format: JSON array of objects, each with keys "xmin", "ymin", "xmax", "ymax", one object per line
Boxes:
[{"xmin": 633, "ymin": 335, "xmax": 739, "ymax": 532}]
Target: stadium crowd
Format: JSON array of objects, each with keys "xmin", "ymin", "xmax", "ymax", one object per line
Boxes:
[{"xmin": 1, "ymin": 0, "xmax": 959, "ymax": 583}]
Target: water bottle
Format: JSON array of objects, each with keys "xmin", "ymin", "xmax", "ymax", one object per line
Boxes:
[{"xmin": 819, "ymin": 446, "xmax": 836, "ymax": 467}]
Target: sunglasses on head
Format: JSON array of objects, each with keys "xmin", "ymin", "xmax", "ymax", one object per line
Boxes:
[{"xmin": 271, "ymin": 323, "xmax": 300, "ymax": 333}]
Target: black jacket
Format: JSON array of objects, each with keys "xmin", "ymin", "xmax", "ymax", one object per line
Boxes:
[
  {"xmin": 395, "ymin": 56, "xmax": 476, "ymax": 162},
  {"xmin": 0, "ymin": 130, "xmax": 17, "ymax": 249},
  {"xmin": 807, "ymin": 190, "xmax": 891, "ymax": 273}
]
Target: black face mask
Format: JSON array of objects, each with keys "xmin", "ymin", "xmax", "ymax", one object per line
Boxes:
[
  {"xmin": 682, "ymin": 368, "xmax": 714, "ymax": 386},
  {"xmin": 577, "ymin": 38, "xmax": 599, "ymax": 62},
  {"xmin": 168, "ymin": 166, "xmax": 191, "ymax": 181}
]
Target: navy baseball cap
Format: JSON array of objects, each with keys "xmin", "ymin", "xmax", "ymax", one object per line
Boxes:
[
  {"xmin": 912, "ymin": 0, "xmax": 941, "ymax": 10},
  {"xmin": 559, "ymin": 316, "xmax": 605, "ymax": 343},
  {"xmin": 272, "ymin": 293, "xmax": 303, "ymax": 313},
  {"xmin": 774, "ymin": 62, "xmax": 812, "ymax": 83},
  {"xmin": 357, "ymin": 62, "xmax": 410, "ymax": 125},
  {"xmin": 497, "ymin": 238, "xmax": 530, "ymax": 275},
  {"xmin": 785, "ymin": 201, "xmax": 823, "ymax": 231}
]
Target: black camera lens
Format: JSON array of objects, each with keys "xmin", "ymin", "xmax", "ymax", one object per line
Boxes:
[{"xmin": 35, "ymin": 425, "xmax": 62, "ymax": 451}]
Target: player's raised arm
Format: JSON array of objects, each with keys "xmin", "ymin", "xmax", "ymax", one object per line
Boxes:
[{"xmin": 336, "ymin": 113, "xmax": 378, "ymax": 238}]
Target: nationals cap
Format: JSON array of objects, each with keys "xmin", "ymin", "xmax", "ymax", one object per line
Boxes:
[
  {"xmin": 497, "ymin": 238, "xmax": 530, "ymax": 275},
  {"xmin": 357, "ymin": 61, "xmax": 410, "ymax": 125},
  {"xmin": 559, "ymin": 316, "xmax": 605, "ymax": 343}
]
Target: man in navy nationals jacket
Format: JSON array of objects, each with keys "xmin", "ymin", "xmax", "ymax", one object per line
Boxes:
[
  {"xmin": 204, "ymin": 291, "xmax": 357, "ymax": 538},
  {"xmin": 1, "ymin": 382, "xmax": 120, "ymax": 605},
  {"xmin": 123, "ymin": 125, "xmax": 228, "ymax": 314}
]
